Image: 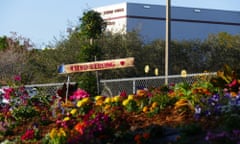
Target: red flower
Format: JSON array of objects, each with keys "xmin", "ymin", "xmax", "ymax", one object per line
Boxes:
[
  {"xmin": 142, "ymin": 132, "xmax": 150, "ymax": 139},
  {"xmin": 21, "ymin": 129, "xmax": 35, "ymax": 141},
  {"xmin": 120, "ymin": 91, "xmax": 127, "ymax": 98},
  {"xmin": 134, "ymin": 134, "xmax": 142, "ymax": 144}
]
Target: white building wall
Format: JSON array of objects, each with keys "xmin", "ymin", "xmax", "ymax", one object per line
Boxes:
[
  {"xmin": 94, "ymin": 2, "xmax": 240, "ymax": 42},
  {"xmin": 94, "ymin": 3, "xmax": 127, "ymax": 33}
]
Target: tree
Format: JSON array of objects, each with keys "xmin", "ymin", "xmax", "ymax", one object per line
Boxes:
[
  {"xmin": 202, "ymin": 32, "xmax": 240, "ymax": 72},
  {"xmin": 140, "ymin": 40, "xmax": 165, "ymax": 76},
  {"xmin": 0, "ymin": 33, "xmax": 32, "ymax": 85},
  {"xmin": 168, "ymin": 39, "xmax": 206, "ymax": 74},
  {"xmin": 76, "ymin": 10, "xmax": 106, "ymax": 95},
  {"xmin": 99, "ymin": 31, "xmax": 144, "ymax": 79},
  {"xmin": 80, "ymin": 10, "xmax": 106, "ymax": 40},
  {"xmin": 0, "ymin": 36, "xmax": 8, "ymax": 51}
]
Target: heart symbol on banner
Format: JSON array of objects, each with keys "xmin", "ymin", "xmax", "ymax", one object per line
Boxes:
[{"xmin": 120, "ymin": 61, "xmax": 125, "ymax": 66}]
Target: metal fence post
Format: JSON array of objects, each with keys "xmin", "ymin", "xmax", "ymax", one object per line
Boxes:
[{"xmin": 133, "ymin": 80, "xmax": 136, "ymax": 94}]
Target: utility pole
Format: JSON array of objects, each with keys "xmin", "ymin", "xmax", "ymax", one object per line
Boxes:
[{"xmin": 165, "ymin": 0, "xmax": 171, "ymax": 85}]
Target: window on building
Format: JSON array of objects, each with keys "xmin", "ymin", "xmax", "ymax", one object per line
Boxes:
[
  {"xmin": 143, "ymin": 5, "xmax": 151, "ymax": 9},
  {"xmin": 194, "ymin": 9, "xmax": 201, "ymax": 13}
]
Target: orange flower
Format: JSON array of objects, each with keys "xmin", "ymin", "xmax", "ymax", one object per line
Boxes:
[
  {"xmin": 74, "ymin": 122, "xmax": 86, "ymax": 135},
  {"xmin": 231, "ymin": 92, "xmax": 237, "ymax": 97},
  {"xmin": 142, "ymin": 106, "xmax": 148, "ymax": 113},
  {"xmin": 205, "ymin": 91, "xmax": 212, "ymax": 96},
  {"xmin": 151, "ymin": 102, "xmax": 158, "ymax": 108},
  {"xmin": 95, "ymin": 99, "xmax": 104, "ymax": 106},
  {"xmin": 136, "ymin": 89, "xmax": 146, "ymax": 97},
  {"xmin": 168, "ymin": 91, "xmax": 176, "ymax": 97}
]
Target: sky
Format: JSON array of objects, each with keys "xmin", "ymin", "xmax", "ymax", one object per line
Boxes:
[{"xmin": 0, "ymin": 0, "xmax": 240, "ymax": 48}]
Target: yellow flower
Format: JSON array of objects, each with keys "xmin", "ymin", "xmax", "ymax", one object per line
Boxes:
[
  {"xmin": 50, "ymin": 128, "xmax": 67, "ymax": 139},
  {"xmin": 122, "ymin": 99, "xmax": 129, "ymax": 106},
  {"xmin": 81, "ymin": 97, "xmax": 90, "ymax": 103},
  {"xmin": 142, "ymin": 106, "xmax": 148, "ymax": 113},
  {"xmin": 77, "ymin": 101, "xmax": 83, "ymax": 107},
  {"xmin": 50, "ymin": 128, "xmax": 57, "ymax": 139},
  {"xmin": 113, "ymin": 96, "xmax": 120, "ymax": 102},
  {"xmin": 104, "ymin": 104, "xmax": 111, "ymax": 111},
  {"xmin": 104, "ymin": 97, "xmax": 111, "ymax": 103},
  {"xmin": 58, "ymin": 128, "xmax": 66, "ymax": 137},
  {"xmin": 61, "ymin": 101, "xmax": 74, "ymax": 108},
  {"xmin": 128, "ymin": 95, "xmax": 134, "ymax": 100},
  {"xmin": 149, "ymin": 106, "xmax": 155, "ymax": 112},
  {"xmin": 63, "ymin": 116, "xmax": 70, "ymax": 121},
  {"xmin": 151, "ymin": 102, "xmax": 158, "ymax": 108},
  {"xmin": 70, "ymin": 108, "xmax": 77, "ymax": 115},
  {"xmin": 95, "ymin": 95, "xmax": 104, "ymax": 101}
]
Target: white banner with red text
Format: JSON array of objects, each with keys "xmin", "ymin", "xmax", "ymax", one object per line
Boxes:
[{"xmin": 58, "ymin": 57, "xmax": 134, "ymax": 74}]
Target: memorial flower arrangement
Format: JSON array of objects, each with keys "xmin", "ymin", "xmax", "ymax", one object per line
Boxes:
[{"xmin": 0, "ymin": 65, "xmax": 240, "ymax": 143}]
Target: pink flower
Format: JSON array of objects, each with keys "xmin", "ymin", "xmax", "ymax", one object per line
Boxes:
[
  {"xmin": 228, "ymin": 79, "xmax": 237, "ymax": 87},
  {"xmin": 69, "ymin": 88, "xmax": 90, "ymax": 100},
  {"xmin": 3, "ymin": 88, "xmax": 14, "ymax": 100},
  {"xmin": 14, "ymin": 75, "xmax": 21, "ymax": 81},
  {"xmin": 147, "ymin": 91, "xmax": 153, "ymax": 98}
]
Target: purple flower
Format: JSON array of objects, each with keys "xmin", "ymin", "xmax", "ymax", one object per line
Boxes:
[
  {"xmin": 205, "ymin": 110, "xmax": 211, "ymax": 116},
  {"xmin": 232, "ymin": 129, "xmax": 240, "ymax": 136},
  {"xmin": 224, "ymin": 92, "xmax": 231, "ymax": 98},
  {"xmin": 205, "ymin": 131, "xmax": 215, "ymax": 141},
  {"xmin": 212, "ymin": 94, "xmax": 220, "ymax": 102},
  {"xmin": 205, "ymin": 131, "xmax": 228, "ymax": 141},
  {"xmin": 194, "ymin": 105, "xmax": 201, "ymax": 120},
  {"xmin": 236, "ymin": 99, "xmax": 240, "ymax": 105}
]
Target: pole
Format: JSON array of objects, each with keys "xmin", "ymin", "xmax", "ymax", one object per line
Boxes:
[
  {"xmin": 165, "ymin": 0, "xmax": 171, "ymax": 85},
  {"xmin": 65, "ymin": 75, "xmax": 70, "ymax": 102},
  {"xmin": 95, "ymin": 56, "xmax": 100, "ymax": 94}
]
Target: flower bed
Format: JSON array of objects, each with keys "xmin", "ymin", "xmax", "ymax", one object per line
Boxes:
[{"xmin": 1, "ymin": 66, "xmax": 240, "ymax": 143}]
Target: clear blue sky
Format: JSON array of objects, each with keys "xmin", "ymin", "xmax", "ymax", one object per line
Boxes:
[{"xmin": 0, "ymin": 0, "xmax": 239, "ymax": 48}]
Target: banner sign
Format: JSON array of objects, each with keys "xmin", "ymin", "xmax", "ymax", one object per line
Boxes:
[{"xmin": 58, "ymin": 57, "xmax": 134, "ymax": 74}]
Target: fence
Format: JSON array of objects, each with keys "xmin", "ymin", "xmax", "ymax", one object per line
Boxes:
[
  {"xmin": 17, "ymin": 72, "xmax": 216, "ymax": 97},
  {"xmin": 24, "ymin": 82, "xmax": 76, "ymax": 97},
  {"xmin": 100, "ymin": 72, "xmax": 217, "ymax": 96}
]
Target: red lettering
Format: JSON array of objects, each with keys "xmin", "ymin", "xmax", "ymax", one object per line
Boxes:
[
  {"xmin": 72, "ymin": 66, "xmax": 79, "ymax": 71},
  {"xmin": 104, "ymin": 62, "xmax": 115, "ymax": 68},
  {"xmin": 89, "ymin": 64, "xmax": 94, "ymax": 69},
  {"xmin": 98, "ymin": 63, "xmax": 104, "ymax": 69},
  {"xmin": 82, "ymin": 65, "xmax": 88, "ymax": 70},
  {"xmin": 70, "ymin": 62, "xmax": 117, "ymax": 72},
  {"xmin": 70, "ymin": 66, "xmax": 73, "ymax": 71},
  {"xmin": 69, "ymin": 65, "xmax": 88, "ymax": 72}
]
